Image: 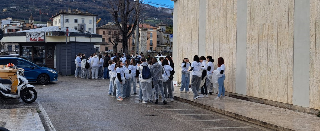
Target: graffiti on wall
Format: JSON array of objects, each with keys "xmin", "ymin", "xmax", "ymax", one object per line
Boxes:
[{"xmin": 26, "ymin": 32, "xmax": 45, "ymax": 42}]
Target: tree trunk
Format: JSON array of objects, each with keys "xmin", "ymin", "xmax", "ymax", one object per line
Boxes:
[
  {"xmin": 122, "ymin": 33, "xmax": 128, "ymax": 55},
  {"xmin": 113, "ymin": 43, "xmax": 118, "ymax": 54}
]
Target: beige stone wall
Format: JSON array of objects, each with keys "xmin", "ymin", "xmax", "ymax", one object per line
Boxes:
[
  {"xmin": 174, "ymin": 0, "xmax": 320, "ymax": 110},
  {"xmin": 175, "ymin": 0, "xmax": 200, "ymax": 82},
  {"xmin": 310, "ymin": 0, "xmax": 320, "ymax": 109},
  {"xmin": 206, "ymin": 0, "xmax": 237, "ymax": 92},
  {"xmin": 246, "ymin": 0, "xmax": 294, "ymax": 104}
]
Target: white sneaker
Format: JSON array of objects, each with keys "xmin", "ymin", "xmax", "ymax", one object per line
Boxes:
[
  {"xmin": 170, "ymin": 98, "xmax": 174, "ymax": 102},
  {"xmin": 214, "ymin": 97, "xmax": 220, "ymax": 100},
  {"xmin": 142, "ymin": 101, "xmax": 148, "ymax": 104},
  {"xmin": 198, "ymin": 94, "xmax": 204, "ymax": 98},
  {"xmin": 193, "ymin": 96, "xmax": 198, "ymax": 100},
  {"xmin": 205, "ymin": 95, "xmax": 208, "ymax": 98}
]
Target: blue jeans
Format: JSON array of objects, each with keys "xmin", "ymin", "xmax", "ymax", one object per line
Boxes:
[
  {"xmin": 180, "ymin": 72, "xmax": 190, "ymax": 92},
  {"xmin": 139, "ymin": 82, "xmax": 143, "ymax": 101},
  {"xmin": 123, "ymin": 78, "xmax": 131, "ymax": 98},
  {"xmin": 115, "ymin": 79, "xmax": 123, "ymax": 98},
  {"xmin": 109, "ymin": 77, "xmax": 115, "ymax": 95},
  {"xmin": 75, "ymin": 67, "xmax": 81, "ymax": 77},
  {"xmin": 218, "ymin": 75, "xmax": 226, "ymax": 97},
  {"xmin": 104, "ymin": 67, "xmax": 109, "ymax": 79},
  {"xmin": 131, "ymin": 77, "xmax": 137, "ymax": 94}
]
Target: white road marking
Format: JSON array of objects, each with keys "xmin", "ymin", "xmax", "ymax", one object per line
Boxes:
[
  {"xmin": 203, "ymin": 126, "xmax": 252, "ymax": 130},
  {"xmin": 37, "ymin": 101, "xmax": 56, "ymax": 131}
]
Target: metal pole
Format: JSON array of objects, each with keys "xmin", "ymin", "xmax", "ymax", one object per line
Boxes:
[{"xmin": 66, "ymin": 27, "xmax": 68, "ymax": 76}]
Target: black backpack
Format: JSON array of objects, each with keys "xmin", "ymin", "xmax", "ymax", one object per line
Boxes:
[{"xmin": 85, "ymin": 60, "xmax": 90, "ymax": 69}]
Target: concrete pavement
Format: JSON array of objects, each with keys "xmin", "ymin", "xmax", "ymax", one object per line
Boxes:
[
  {"xmin": 173, "ymin": 89, "xmax": 320, "ymax": 131},
  {"xmin": 0, "ymin": 102, "xmax": 45, "ymax": 131}
]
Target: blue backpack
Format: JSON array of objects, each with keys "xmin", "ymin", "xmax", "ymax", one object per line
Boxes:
[{"xmin": 142, "ymin": 66, "xmax": 151, "ymax": 79}]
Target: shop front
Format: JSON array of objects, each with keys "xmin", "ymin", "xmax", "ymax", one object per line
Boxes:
[{"xmin": 1, "ymin": 26, "xmax": 102, "ymax": 75}]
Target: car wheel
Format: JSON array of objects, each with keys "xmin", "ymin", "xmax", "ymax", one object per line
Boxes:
[{"xmin": 37, "ymin": 74, "xmax": 49, "ymax": 85}]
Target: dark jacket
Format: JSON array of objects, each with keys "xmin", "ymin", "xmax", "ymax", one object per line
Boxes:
[{"xmin": 103, "ymin": 56, "xmax": 110, "ymax": 67}]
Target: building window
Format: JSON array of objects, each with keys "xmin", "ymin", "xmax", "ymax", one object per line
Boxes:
[
  {"xmin": 58, "ymin": 19, "xmax": 60, "ymax": 24},
  {"xmin": 108, "ymin": 31, "xmax": 111, "ymax": 35},
  {"xmin": 150, "ymin": 32, "xmax": 153, "ymax": 38},
  {"xmin": 157, "ymin": 35, "xmax": 158, "ymax": 38},
  {"xmin": 65, "ymin": 19, "xmax": 69, "ymax": 23},
  {"xmin": 88, "ymin": 28, "xmax": 92, "ymax": 32},
  {"xmin": 89, "ymin": 20, "xmax": 92, "ymax": 24},
  {"xmin": 14, "ymin": 45, "xmax": 19, "ymax": 52},
  {"xmin": 103, "ymin": 31, "xmax": 105, "ymax": 35},
  {"xmin": 54, "ymin": 21, "xmax": 57, "ymax": 25},
  {"xmin": 74, "ymin": 26, "xmax": 78, "ymax": 30},
  {"xmin": 105, "ymin": 47, "xmax": 108, "ymax": 51},
  {"xmin": 157, "ymin": 41, "xmax": 160, "ymax": 45},
  {"xmin": 114, "ymin": 31, "xmax": 117, "ymax": 35},
  {"xmin": 102, "ymin": 38, "xmax": 105, "ymax": 42},
  {"xmin": 74, "ymin": 19, "xmax": 78, "ymax": 23},
  {"xmin": 7, "ymin": 45, "xmax": 12, "ymax": 52},
  {"xmin": 150, "ymin": 40, "xmax": 153, "ymax": 46},
  {"xmin": 82, "ymin": 18, "xmax": 85, "ymax": 24},
  {"xmin": 150, "ymin": 47, "xmax": 153, "ymax": 51}
]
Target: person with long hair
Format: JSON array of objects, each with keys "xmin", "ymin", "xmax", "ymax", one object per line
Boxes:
[
  {"xmin": 189, "ymin": 55, "xmax": 202, "ymax": 99},
  {"xmin": 165, "ymin": 55, "xmax": 175, "ymax": 102},
  {"xmin": 108, "ymin": 60, "xmax": 116, "ymax": 96},
  {"xmin": 123, "ymin": 59, "xmax": 132, "ymax": 98},
  {"xmin": 162, "ymin": 59, "xmax": 173, "ymax": 102},
  {"xmin": 180, "ymin": 58, "xmax": 191, "ymax": 93},
  {"xmin": 199, "ymin": 56, "xmax": 208, "ymax": 97},
  {"xmin": 130, "ymin": 59, "xmax": 138, "ymax": 95},
  {"xmin": 98, "ymin": 54, "xmax": 104, "ymax": 79},
  {"xmin": 215, "ymin": 57, "xmax": 226, "ymax": 100},
  {"xmin": 151, "ymin": 58, "xmax": 167, "ymax": 104},
  {"xmin": 115, "ymin": 61, "xmax": 125, "ymax": 101},
  {"xmin": 206, "ymin": 56, "xmax": 215, "ymax": 95}
]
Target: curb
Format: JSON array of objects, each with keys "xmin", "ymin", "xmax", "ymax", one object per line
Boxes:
[
  {"xmin": 37, "ymin": 102, "xmax": 56, "ymax": 131},
  {"xmin": 174, "ymin": 96, "xmax": 293, "ymax": 131},
  {"xmin": 227, "ymin": 92, "xmax": 320, "ymax": 116}
]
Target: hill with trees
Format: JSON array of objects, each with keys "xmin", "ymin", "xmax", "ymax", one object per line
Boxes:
[{"xmin": 0, "ymin": 0, "xmax": 173, "ymax": 26}]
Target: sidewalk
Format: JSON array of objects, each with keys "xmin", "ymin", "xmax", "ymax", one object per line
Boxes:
[
  {"xmin": 173, "ymin": 89, "xmax": 320, "ymax": 131},
  {"xmin": 0, "ymin": 107, "xmax": 45, "ymax": 131}
]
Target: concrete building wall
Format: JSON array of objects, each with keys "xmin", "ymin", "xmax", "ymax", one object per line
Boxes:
[{"xmin": 173, "ymin": 0, "xmax": 320, "ymax": 110}]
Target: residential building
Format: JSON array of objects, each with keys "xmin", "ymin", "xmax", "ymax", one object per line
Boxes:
[
  {"xmin": 96, "ymin": 23, "xmax": 122, "ymax": 53},
  {"xmin": 1, "ymin": 17, "xmax": 23, "ymax": 33},
  {"xmin": 171, "ymin": 0, "xmax": 320, "ymax": 110},
  {"xmin": 52, "ymin": 9, "xmax": 97, "ymax": 34}
]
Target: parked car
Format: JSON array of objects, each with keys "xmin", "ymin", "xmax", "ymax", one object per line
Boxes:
[{"xmin": 0, "ymin": 57, "xmax": 58, "ymax": 84}]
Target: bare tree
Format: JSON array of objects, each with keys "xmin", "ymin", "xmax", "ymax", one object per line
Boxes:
[{"xmin": 107, "ymin": 0, "xmax": 142, "ymax": 55}]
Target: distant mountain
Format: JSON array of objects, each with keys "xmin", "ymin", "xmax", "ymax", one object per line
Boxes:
[{"xmin": 0, "ymin": 0, "xmax": 173, "ymax": 26}]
